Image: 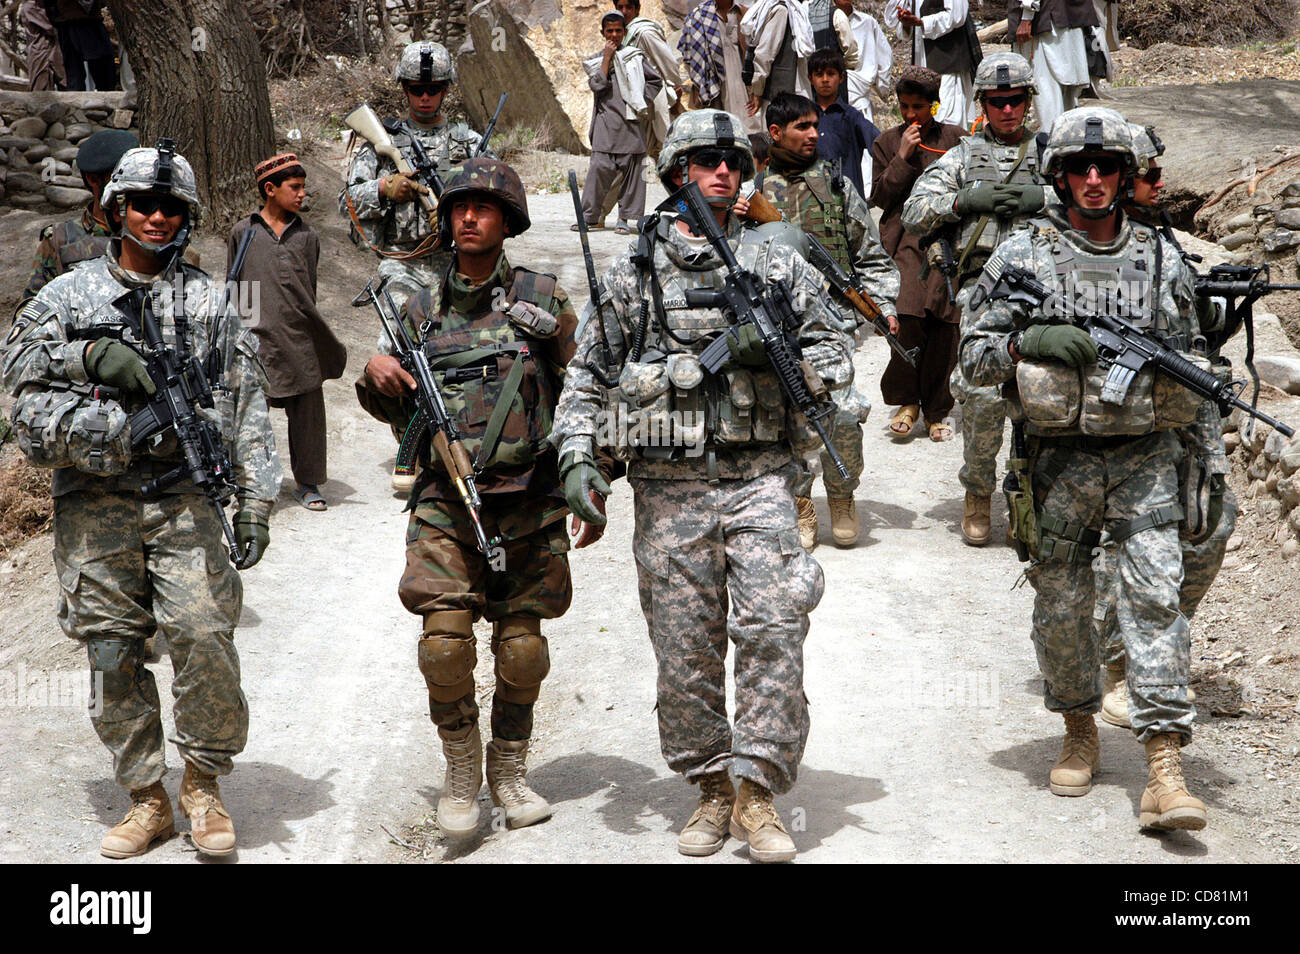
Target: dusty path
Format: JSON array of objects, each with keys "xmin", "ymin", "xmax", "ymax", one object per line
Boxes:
[{"xmin": 0, "ymin": 182, "xmax": 1288, "ymax": 864}]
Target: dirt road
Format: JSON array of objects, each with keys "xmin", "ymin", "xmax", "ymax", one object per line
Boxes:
[{"xmin": 0, "ymin": 181, "xmax": 1291, "ymax": 864}]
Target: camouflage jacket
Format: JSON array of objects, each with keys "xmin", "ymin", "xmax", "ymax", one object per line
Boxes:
[
  {"xmin": 3, "ymin": 253, "xmax": 280, "ymax": 513},
  {"xmin": 759, "ymin": 156, "xmax": 900, "ymax": 330},
  {"xmin": 20, "ymin": 205, "xmax": 113, "ymax": 305},
  {"xmin": 551, "ymin": 210, "xmax": 853, "ymax": 481},
  {"xmin": 340, "ymin": 117, "xmax": 485, "ymax": 255},
  {"xmin": 901, "ymin": 127, "xmax": 1045, "ymax": 285}
]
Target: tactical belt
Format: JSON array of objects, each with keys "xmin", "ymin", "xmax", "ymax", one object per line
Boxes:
[{"xmin": 1107, "ymin": 503, "xmax": 1184, "ymax": 545}]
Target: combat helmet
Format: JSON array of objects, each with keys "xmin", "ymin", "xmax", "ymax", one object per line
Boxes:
[
  {"xmin": 973, "ymin": 51, "xmax": 1036, "ymax": 96},
  {"xmin": 655, "ymin": 109, "xmax": 755, "ymax": 192},
  {"xmin": 394, "ymin": 40, "xmax": 456, "ymax": 85},
  {"xmin": 437, "ymin": 157, "xmax": 531, "ymax": 244},
  {"xmin": 100, "ymin": 139, "xmax": 202, "ymax": 261},
  {"xmin": 1129, "ymin": 123, "xmax": 1165, "ymax": 176},
  {"xmin": 1041, "ymin": 107, "xmax": 1138, "ymax": 218}
]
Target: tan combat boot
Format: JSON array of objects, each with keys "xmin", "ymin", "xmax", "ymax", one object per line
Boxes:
[
  {"xmin": 677, "ymin": 772, "xmax": 735, "ymax": 857},
  {"xmin": 1049, "ymin": 713, "xmax": 1101, "ymax": 796},
  {"xmin": 486, "ymin": 737, "xmax": 552, "ymax": 829},
  {"xmin": 1140, "ymin": 733, "xmax": 1207, "ymax": 831},
  {"xmin": 1101, "ymin": 660, "xmax": 1130, "ymax": 728},
  {"xmin": 730, "ymin": 778, "xmax": 796, "ymax": 863},
  {"xmin": 796, "ymin": 496, "xmax": 818, "ymax": 551},
  {"xmin": 827, "ymin": 496, "xmax": 859, "ymax": 548},
  {"xmin": 437, "ymin": 722, "xmax": 484, "ymax": 838},
  {"xmin": 179, "ymin": 764, "xmax": 236, "ymax": 857},
  {"xmin": 961, "ymin": 493, "xmax": 991, "ymax": 546},
  {"xmin": 101, "ymin": 781, "xmax": 175, "ymax": 859}
]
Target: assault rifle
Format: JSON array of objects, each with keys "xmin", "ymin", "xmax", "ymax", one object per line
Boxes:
[
  {"xmin": 663, "ymin": 181, "xmax": 850, "ymax": 478},
  {"xmin": 568, "ymin": 169, "xmax": 618, "ymax": 387},
  {"xmin": 982, "ymin": 263, "xmax": 1295, "ymax": 438},
  {"xmin": 476, "ymin": 93, "xmax": 508, "ymax": 157},
  {"xmin": 344, "ymin": 103, "xmax": 442, "ymax": 215},
  {"xmin": 352, "ymin": 277, "xmax": 498, "ymax": 555}
]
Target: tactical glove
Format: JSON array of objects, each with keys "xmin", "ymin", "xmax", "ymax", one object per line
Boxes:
[
  {"xmin": 560, "ymin": 451, "xmax": 611, "ymax": 527},
  {"xmin": 955, "ymin": 182, "xmax": 998, "ymax": 215},
  {"xmin": 992, "ymin": 183, "xmax": 1045, "ymax": 218},
  {"xmin": 382, "ymin": 173, "xmax": 426, "ymax": 203},
  {"xmin": 85, "ymin": 339, "xmax": 156, "ymax": 395},
  {"xmin": 725, "ymin": 322, "xmax": 768, "ymax": 368},
  {"xmin": 233, "ymin": 511, "xmax": 270, "ymax": 569},
  {"xmin": 1017, "ymin": 324, "xmax": 1098, "ymax": 367}
]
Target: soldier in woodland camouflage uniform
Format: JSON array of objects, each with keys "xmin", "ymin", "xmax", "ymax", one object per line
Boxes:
[
  {"xmin": 20, "ymin": 129, "xmax": 137, "ymax": 305},
  {"xmin": 961, "ymin": 107, "xmax": 1208, "ymax": 831},
  {"xmin": 357, "ymin": 159, "xmax": 609, "ymax": 839},
  {"xmin": 1094, "ymin": 123, "xmax": 1231, "ymax": 727},
  {"xmin": 758, "ymin": 91, "xmax": 899, "ymax": 550},
  {"xmin": 341, "ymin": 41, "xmax": 490, "ymax": 493},
  {"xmin": 552, "ymin": 110, "xmax": 851, "ymax": 862},
  {"xmin": 2, "ymin": 144, "xmax": 280, "ymax": 859},
  {"xmin": 903, "ymin": 52, "xmax": 1047, "ymax": 546}
]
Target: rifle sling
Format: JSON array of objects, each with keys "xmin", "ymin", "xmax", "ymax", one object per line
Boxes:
[{"xmin": 955, "ymin": 136, "xmax": 1031, "ymax": 281}]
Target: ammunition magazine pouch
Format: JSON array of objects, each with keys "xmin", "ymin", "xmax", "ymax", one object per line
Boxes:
[
  {"xmin": 1179, "ymin": 451, "xmax": 1226, "ymax": 544},
  {"xmin": 1036, "ymin": 514, "xmax": 1102, "ymax": 563}
]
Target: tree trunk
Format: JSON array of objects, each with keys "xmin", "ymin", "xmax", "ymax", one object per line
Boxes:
[{"xmin": 105, "ymin": 0, "xmax": 275, "ymax": 233}]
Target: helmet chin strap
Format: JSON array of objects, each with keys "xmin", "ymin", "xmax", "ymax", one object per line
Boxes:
[{"xmin": 115, "ymin": 198, "xmax": 192, "ymax": 270}]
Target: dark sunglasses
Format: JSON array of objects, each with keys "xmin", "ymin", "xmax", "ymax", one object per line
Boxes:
[
  {"xmin": 128, "ymin": 194, "xmax": 187, "ymax": 217},
  {"xmin": 405, "ymin": 82, "xmax": 448, "ymax": 98},
  {"xmin": 984, "ymin": 93, "xmax": 1027, "ymax": 110},
  {"xmin": 1061, "ymin": 155, "xmax": 1124, "ymax": 177},
  {"xmin": 1142, "ymin": 166, "xmax": 1163, "ymax": 184},
  {"xmin": 690, "ymin": 148, "xmax": 745, "ymax": 170}
]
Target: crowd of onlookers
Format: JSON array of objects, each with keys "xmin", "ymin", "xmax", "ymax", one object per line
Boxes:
[{"xmin": 17, "ymin": 0, "xmax": 130, "ymax": 93}]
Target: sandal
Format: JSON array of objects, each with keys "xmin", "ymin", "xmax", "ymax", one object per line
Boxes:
[
  {"xmin": 293, "ymin": 484, "xmax": 327, "ymax": 511},
  {"xmin": 888, "ymin": 405, "xmax": 920, "ymax": 439},
  {"xmin": 928, "ymin": 420, "xmax": 953, "ymax": 442},
  {"xmin": 570, "ymin": 221, "xmax": 605, "ymax": 232}
]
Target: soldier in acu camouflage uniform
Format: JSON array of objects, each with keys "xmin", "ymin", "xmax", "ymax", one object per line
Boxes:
[
  {"xmin": 341, "ymin": 41, "xmax": 489, "ymax": 490},
  {"xmin": 357, "ymin": 158, "xmax": 608, "ymax": 839},
  {"xmin": 758, "ymin": 91, "xmax": 899, "ymax": 550},
  {"xmin": 903, "ymin": 51, "xmax": 1047, "ymax": 546},
  {"xmin": 552, "ymin": 109, "xmax": 851, "ymax": 862},
  {"xmin": 961, "ymin": 107, "xmax": 1208, "ymax": 832},
  {"xmin": 2, "ymin": 143, "xmax": 280, "ymax": 859},
  {"xmin": 20, "ymin": 129, "xmax": 137, "ymax": 305}
]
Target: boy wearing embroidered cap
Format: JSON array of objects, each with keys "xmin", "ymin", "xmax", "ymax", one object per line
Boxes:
[{"xmin": 229, "ymin": 154, "xmax": 347, "ymax": 510}]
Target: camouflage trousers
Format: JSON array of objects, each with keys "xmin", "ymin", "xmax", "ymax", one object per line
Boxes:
[
  {"xmin": 398, "ymin": 497, "xmax": 573, "ymax": 738},
  {"xmin": 630, "ymin": 463, "xmax": 825, "ymax": 795},
  {"xmin": 1026, "ymin": 431, "xmax": 1194, "ymax": 743},
  {"xmin": 794, "ymin": 382, "xmax": 869, "ymax": 499},
  {"xmin": 53, "ymin": 490, "xmax": 248, "ymax": 791},
  {"xmin": 951, "ymin": 365, "xmax": 1007, "ymax": 499}
]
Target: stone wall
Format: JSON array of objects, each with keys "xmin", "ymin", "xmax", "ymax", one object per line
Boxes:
[
  {"xmin": 1232, "ymin": 418, "xmax": 1300, "ymax": 561},
  {"xmin": 0, "ymin": 91, "xmax": 137, "ymax": 211}
]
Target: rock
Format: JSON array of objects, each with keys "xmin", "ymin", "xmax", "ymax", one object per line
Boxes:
[
  {"xmin": 5, "ymin": 171, "xmax": 44, "ymax": 193},
  {"xmin": 1281, "ymin": 436, "xmax": 1300, "ymax": 475},
  {"xmin": 1224, "ymin": 430, "xmax": 1241, "ymax": 454},
  {"xmin": 1282, "ymin": 181, "xmax": 1300, "ymax": 198},
  {"xmin": 1291, "ymin": 507, "xmax": 1300, "ymax": 533},
  {"xmin": 1283, "ymin": 539, "xmax": 1300, "ymax": 560},
  {"xmin": 83, "ymin": 107, "xmax": 110, "ymax": 120},
  {"xmin": 53, "ymin": 146, "xmax": 78, "ymax": 163},
  {"xmin": 1283, "ymin": 196, "xmax": 1300, "ymax": 210},
  {"xmin": 0, "ymin": 135, "xmax": 40, "ymax": 150},
  {"xmin": 108, "ymin": 109, "xmax": 133, "ymax": 130},
  {"xmin": 1224, "ymin": 211, "xmax": 1255, "ymax": 232},
  {"xmin": 8, "ymin": 193, "xmax": 46, "ymax": 208},
  {"xmin": 9, "ymin": 115, "xmax": 47, "ymax": 138},
  {"xmin": 45, "ymin": 185, "xmax": 92, "ymax": 208},
  {"xmin": 1252, "ymin": 203, "xmax": 1276, "ymax": 219},
  {"xmin": 46, "ymin": 121, "xmax": 65, "ymax": 141},
  {"xmin": 37, "ymin": 101, "xmax": 68, "ymax": 125},
  {"xmin": 52, "ymin": 160, "xmax": 72, "ymax": 175},
  {"xmin": 1277, "ymin": 209, "xmax": 1300, "ymax": 230},
  {"xmin": 1258, "ymin": 497, "xmax": 1283, "ymax": 520},
  {"xmin": 1266, "ymin": 470, "xmax": 1279, "ymax": 493},
  {"xmin": 1278, "ymin": 473, "xmax": 1300, "ymax": 508},
  {"xmin": 1262, "ymin": 229, "xmax": 1300, "ymax": 253},
  {"xmin": 24, "ymin": 143, "xmax": 50, "ymax": 162},
  {"xmin": 1250, "ymin": 478, "xmax": 1267, "ymax": 498},
  {"xmin": 1256, "ymin": 356, "xmax": 1300, "ymax": 395},
  {"xmin": 50, "ymin": 174, "xmax": 86, "ymax": 189},
  {"xmin": 68, "ymin": 109, "xmax": 88, "ymax": 124},
  {"xmin": 1219, "ymin": 229, "xmax": 1255, "ymax": 251},
  {"xmin": 1265, "ymin": 430, "xmax": 1286, "ymax": 463},
  {"xmin": 63, "ymin": 123, "xmax": 93, "ymax": 142}
]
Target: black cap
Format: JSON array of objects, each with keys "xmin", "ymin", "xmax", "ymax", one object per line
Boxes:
[{"xmin": 76, "ymin": 130, "xmax": 140, "ymax": 175}]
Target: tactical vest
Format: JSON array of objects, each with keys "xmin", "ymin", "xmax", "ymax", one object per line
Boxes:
[
  {"xmin": 956, "ymin": 134, "xmax": 1040, "ymax": 280},
  {"xmin": 606, "ymin": 221, "xmax": 789, "ymax": 462},
  {"xmin": 920, "ymin": 0, "xmax": 976, "ymax": 76},
  {"xmin": 808, "ymin": 0, "xmax": 839, "ymax": 52},
  {"xmin": 759, "ymin": 164, "xmax": 854, "ymax": 273},
  {"xmin": 412, "ymin": 266, "xmax": 561, "ymax": 474},
  {"xmin": 50, "ymin": 217, "xmax": 111, "ymax": 273},
  {"xmin": 1013, "ymin": 221, "xmax": 1207, "ymax": 437},
  {"xmin": 754, "ymin": 8, "xmax": 799, "ymax": 100}
]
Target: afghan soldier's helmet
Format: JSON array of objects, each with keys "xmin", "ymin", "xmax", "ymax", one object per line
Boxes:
[
  {"xmin": 1129, "ymin": 123, "xmax": 1165, "ymax": 175},
  {"xmin": 438, "ymin": 157, "xmax": 531, "ymax": 237},
  {"xmin": 76, "ymin": 129, "xmax": 139, "ymax": 176},
  {"xmin": 100, "ymin": 140, "xmax": 204, "ymax": 229},
  {"xmin": 973, "ymin": 51, "xmax": 1036, "ymax": 96},
  {"xmin": 395, "ymin": 40, "xmax": 456, "ymax": 85},
  {"xmin": 655, "ymin": 109, "xmax": 755, "ymax": 189},
  {"xmin": 1041, "ymin": 107, "xmax": 1138, "ymax": 178}
]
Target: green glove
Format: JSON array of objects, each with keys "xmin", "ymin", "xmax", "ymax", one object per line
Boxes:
[
  {"xmin": 561, "ymin": 452, "xmax": 611, "ymax": 526},
  {"xmin": 956, "ymin": 182, "xmax": 998, "ymax": 215},
  {"xmin": 725, "ymin": 322, "xmax": 767, "ymax": 368},
  {"xmin": 85, "ymin": 339, "xmax": 156, "ymax": 395},
  {"xmin": 1018, "ymin": 324, "xmax": 1098, "ymax": 367},
  {"xmin": 992, "ymin": 183, "xmax": 1045, "ymax": 218},
  {"xmin": 233, "ymin": 511, "xmax": 270, "ymax": 569}
]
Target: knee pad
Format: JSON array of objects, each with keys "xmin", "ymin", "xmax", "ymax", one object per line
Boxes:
[
  {"xmin": 86, "ymin": 637, "xmax": 143, "ymax": 698},
  {"xmin": 418, "ymin": 609, "xmax": 477, "ymax": 703},
  {"xmin": 493, "ymin": 617, "xmax": 549, "ymax": 704}
]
